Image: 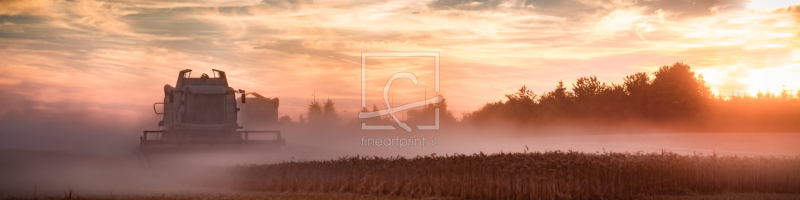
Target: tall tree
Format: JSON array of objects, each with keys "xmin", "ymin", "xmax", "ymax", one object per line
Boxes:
[
  {"xmin": 322, "ymin": 98, "xmax": 339, "ymax": 124},
  {"xmin": 307, "ymin": 100, "xmax": 322, "ymax": 123},
  {"xmin": 572, "ymin": 76, "xmax": 605, "ymax": 117},
  {"xmin": 539, "ymin": 81, "xmax": 573, "ymax": 118},
  {"xmin": 648, "ymin": 62, "xmax": 711, "ymax": 119},
  {"xmin": 572, "ymin": 76, "xmax": 604, "ymax": 102},
  {"xmin": 624, "ymin": 72, "xmax": 650, "ymax": 116},
  {"xmin": 505, "ymin": 86, "xmax": 537, "ymax": 121}
]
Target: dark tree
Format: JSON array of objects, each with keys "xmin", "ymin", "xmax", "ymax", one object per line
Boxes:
[
  {"xmin": 648, "ymin": 62, "xmax": 711, "ymax": 119},
  {"xmin": 322, "ymin": 98, "xmax": 339, "ymax": 123},
  {"xmin": 624, "ymin": 72, "xmax": 650, "ymax": 117},
  {"xmin": 462, "ymin": 62, "xmax": 716, "ymax": 126},
  {"xmin": 307, "ymin": 100, "xmax": 322, "ymax": 123},
  {"xmin": 407, "ymin": 96, "xmax": 458, "ymax": 126}
]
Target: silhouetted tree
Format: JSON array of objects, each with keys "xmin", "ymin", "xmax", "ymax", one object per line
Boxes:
[
  {"xmin": 538, "ymin": 81, "xmax": 572, "ymax": 119},
  {"xmin": 307, "ymin": 99, "xmax": 322, "ymax": 123},
  {"xmin": 407, "ymin": 96, "xmax": 457, "ymax": 126},
  {"xmin": 624, "ymin": 72, "xmax": 650, "ymax": 117},
  {"xmin": 572, "ymin": 76, "xmax": 605, "ymax": 117},
  {"xmin": 462, "ymin": 86, "xmax": 539, "ymax": 124},
  {"xmin": 322, "ymin": 98, "xmax": 339, "ymax": 124},
  {"xmin": 648, "ymin": 62, "xmax": 711, "ymax": 119},
  {"xmin": 506, "ymin": 86, "xmax": 537, "ymax": 121},
  {"xmin": 462, "ymin": 62, "xmax": 717, "ymax": 126},
  {"xmin": 354, "ymin": 104, "xmax": 395, "ymax": 126},
  {"xmin": 780, "ymin": 85, "xmax": 793, "ymax": 101},
  {"xmin": 279, "ymin": 115, "xmax": 292, "ymax": 124},
  {"xmin": 306, "ymin": 98, "xmax": 341, "ymax": 128},
  {"xmin": 572, "ymin": 76, "xmax": 603, "ymax": 101},
  {"xmin": 595, "ymin": 83, "xmax": 626, "ymax": 119}
]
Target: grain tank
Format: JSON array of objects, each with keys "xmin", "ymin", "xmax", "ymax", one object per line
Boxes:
[{"xmin": 140, "ymin": 69, "xmax": 284, "ymax": 151}]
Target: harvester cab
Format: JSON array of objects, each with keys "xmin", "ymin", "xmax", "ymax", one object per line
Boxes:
[{"xmin": 140, "ymin": 69, "xmax": 284, "ymax": 153}]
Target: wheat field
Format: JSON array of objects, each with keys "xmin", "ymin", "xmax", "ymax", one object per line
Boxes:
[{"xmin": 234, "ymin": 150, "xmax": 800, "ymax": 199}]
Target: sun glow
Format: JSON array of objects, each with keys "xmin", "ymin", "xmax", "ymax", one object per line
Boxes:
[
  {"xmin": 696, "ymin": 62, "xmax": 800, "ymax": 96},
  {"xmin": 740, "ymin": 64, "xmax": 800, "ymax": 95}
]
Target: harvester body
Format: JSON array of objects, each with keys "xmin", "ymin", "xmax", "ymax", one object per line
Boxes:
[{"xmin": 141, "ymin": 69, "xmax": 284, "ymax": 151}]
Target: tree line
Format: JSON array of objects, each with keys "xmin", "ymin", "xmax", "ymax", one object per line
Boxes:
[
  {"xmin": 461, "ymin": 62, "xmax": 800, "ymax": 132},
  {"xmin": 281, "ymin": 95, "xmax": 459, "ymax": 130},
  {"xmin": 280, "ymin": 62, "xmax": 800, "ymax": 132}
]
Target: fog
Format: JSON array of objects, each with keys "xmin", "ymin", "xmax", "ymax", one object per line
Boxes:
[
  {"xmin": 281, "ymin": 126, "xmax": 800, "ymax": 161},
  {"xmin": 2, "ymin": 124, "xmax": 799, "ymax": 197},
  {"xmin": 1, "ymin": 87, "xmax": 799, "ymax": 197}
]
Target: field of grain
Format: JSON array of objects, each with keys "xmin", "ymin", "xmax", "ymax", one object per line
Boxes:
[
  {"xmin": 234, "ymin": 150, "xmax": 800, "ymax": 199},
  {"xmin": 13, "ymin": 192, "xmax": 800, "ymax": 200},
  {"xmin": 2, "ymin": 192, "xmax": 418, "ymax": 200}
]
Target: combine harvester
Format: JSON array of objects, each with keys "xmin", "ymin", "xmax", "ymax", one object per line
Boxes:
[{"xmin": 140, "ymin": 69, "xmax": 284, "ymax": 156}]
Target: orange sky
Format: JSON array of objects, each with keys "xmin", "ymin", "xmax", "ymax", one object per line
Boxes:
[{"xmin": 1, "ymin": 0, "xmax": 799, "ymax": 124}]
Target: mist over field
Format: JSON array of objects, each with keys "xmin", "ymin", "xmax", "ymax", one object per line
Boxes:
[{"xmin": 2, "ymin": 105, "xmax": 799, "ymax": 197}]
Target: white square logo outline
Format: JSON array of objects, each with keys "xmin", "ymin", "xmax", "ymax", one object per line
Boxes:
[{"xmin": 360, "ymin": 52, "xmax": 440, "ymax": 131}]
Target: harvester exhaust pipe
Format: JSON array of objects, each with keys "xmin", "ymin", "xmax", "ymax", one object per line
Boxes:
[{"xmin": 239, "ymin": 89, "xmax": 246, "ymax": 103}]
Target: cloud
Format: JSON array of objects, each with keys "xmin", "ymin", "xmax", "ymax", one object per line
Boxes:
[
  {"xmin": 68, "ymin": 0, "xmax": 138, "ymax": 35},
  {"xmin": 0, "ymin": 0, "xmax": 799, "ymax": 138},
  {"xmin": 429, "ymin": 0, "xmax": 535, "ymax": 10},
  {"xmin": 261, "ymin": 0, "xmax": 314, "ymax": 9},
  {"xmin": 635, "ymin": 0, "xmax": 749, "ymax": 19},
  {"xmin": 0, "ymin": 0, "xmax": 56, "ymax": 17}
]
